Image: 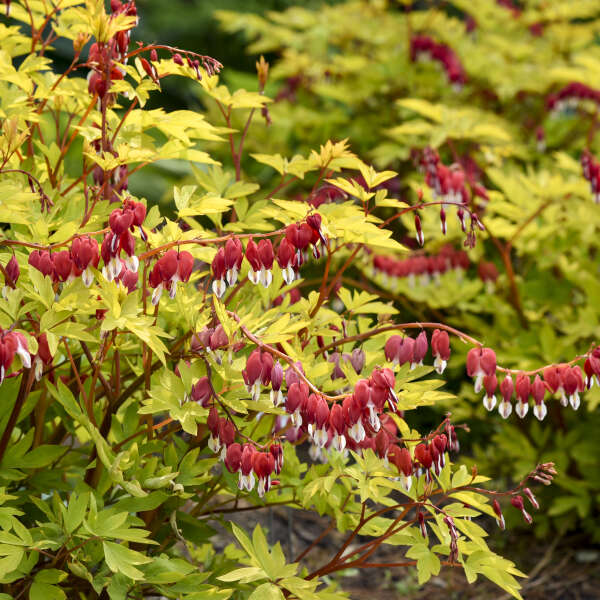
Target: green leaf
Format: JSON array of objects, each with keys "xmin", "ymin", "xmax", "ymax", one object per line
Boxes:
[
  {"xmin": 103, "ymin": 541, "xmax": 152, "ymax": 581},
  {"xmin": 34, "ymin": 569, "xmax": 68, "ymax": 584},
  {"xmin": 29, "ymin": 583, "xmax": 66, "ymax": 600}
]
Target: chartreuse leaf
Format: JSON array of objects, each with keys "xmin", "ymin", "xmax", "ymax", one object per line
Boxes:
[
  {"xmin": 406, "ymin": 543, "xmax": 441, "ymax": 584},
  {"xmin": 103, "ymin": 541, "xmax": 153, "ymax": 580},
  {"xmin": 228, "ymin": 524, "xmax": 298, "ymax": 582},
  {"xmin": 217, "ymin": 566, "xmax": 267, "ymax": 583},
  {"xmin": 248, "ymin": 583, "xmax": 285, "ymax": 600}
]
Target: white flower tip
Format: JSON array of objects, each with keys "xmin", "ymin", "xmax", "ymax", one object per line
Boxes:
[
  {"xmin": 212, "ymin": 279, "xmax": 226, "ymax": 298},
  {"xmin": 151, "ymin": 285, "xmax": 163, "ymax": 306},
  {"xmin": 499, "ymin": 401, "xmax": 512, "ymax": 419},
  {"xmin": 516, "ymin": 402, "xmax": 529, "ymax": 419},
  {"xmin": 569, "ymin": 393, "xmax": 580, "ymax": 410},
  {"xmin": 533, "ymin": 403, "xmax": 547, "ymax": 421},
  {"xmin": 483, "ymin": 395, "xmax": 496, "ymax": 411}
]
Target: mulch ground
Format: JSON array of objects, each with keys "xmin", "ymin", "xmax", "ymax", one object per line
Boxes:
[{"xmin": 220, "ymin": 505, "xmax": 600, "ymax": 599}]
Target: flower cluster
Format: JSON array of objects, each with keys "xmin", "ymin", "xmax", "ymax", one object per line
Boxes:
[
  {"xmin": 205, "ymin": 399, "xmax": 284, "ymax": 498},
  {"xmin": 493, "ymin": 464, "xmax": 557, "ymax": 530},
  {"xmin": 329, "ymin": 348, "xmax": 366, "ymax": 380},
  {"xmin": 282, "ymin": 366, "xmax": 399, "ymax": 457},
  {"xmin": 242, "ymin": 349, "xmax": 284, "ymax": 405},
  {"xmin": 0, "ymin": 329, "xmax": 30, "ymax": 384},
  {"xmin": 102, "ymin": 200, "xmax": 146, "ymax": 281},
  {"xmin": 581, "ymin": 149, "xmax": 600, "ymax": 203},
  {"xmin": 171, "ymin": 50, "xmax": 223, "ymax": 80},
  {"xmin": 245, "ymin": 238, "xmax": 275, "ymax": 287},
  {"xmin": 385, "ymin": 330, "xmax": 451, "ymax": 375},
  {"xmin": 467, "ymin": 345, "xmax": 596, "ymax": 420},
  {"xmin": 87, "ymin": 1, "xmax": 138, "ymax": 100},
  {"xmin": 224, "ymin": 442, "xmax": 283, "ymax": 498},
  {"xmin": 372, "ymin": 244, "xmax": 470, "ymax": 287},
  {"xmin": 148, "ymin": 249, "xmax": 194, "ymax": 304},
  {"xmin": 547, "ymin": 82, "xmax": 600, "ymax": 113},
  {"xmin": 29, "ymin": 236, "xmax": 100, "ymax": 287},
  {"xmin": 307, "ymin": 183, "xmax": 347, "ymax": 208},
  {"xmin": 191, "ymin": 325, "xmax": 230, "ymax": 356},
  {"xmin": 211, "ymin": 216, "xmax": 325, "ymax": 298},
  {"xmin": 421, "ymin": 148, "xmax": 468, "ymax": 204},
  {"xmin": 410, "ymin": 35, "xmax": 466, "ymax": 87}
]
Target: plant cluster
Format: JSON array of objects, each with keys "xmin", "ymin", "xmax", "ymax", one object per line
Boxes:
[
  {"xmin": 0, "ymin": 0, "xmax": 597, "ymax": 599},
  {"xmin": 217, "ymin": 0, "xmax": 600, "ymax": 542}
]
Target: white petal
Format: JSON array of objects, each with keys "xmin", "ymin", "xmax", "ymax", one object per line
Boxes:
[
  {"xmin": 473, "ymin": 374, "xmax": 484, "ymax": 394},
  {"xmin": 499, "ymin": 400, "xmax": 512, "ymax": 419},
  {"xmin": 569, "ymin": 392, "xmax": 580, "ymax": 410},
  {"xmin": 212, "ymin": 279, "xmax": 227, "ymax": 298},
  {"xmin": 247, "ymin": 269, "xmax": 260, "ymax": 285},
  {"xmin": 34, "ymin": 357, "xmax": 43, "ymax": 381},
  {"xmin": 533, "ymin": 402, "xmax": 547, "ymax": 421},
  {"xmin": 151, "ymin": 284, "xmax": 163, "ymax": 306},
  {"xmin": 16, "ymin": 345, "xmax": 31, "ymax": 369},
  {"xmin": 226, "ymin": 267, "xmax": 238, "ymax": 287},
  {"xmin": 516, "ymin": 401, "xmax": 529, "ymax": 419},
  {"xmin": 433, "ymin": 357, "xmax": 447, "ymax": 374},
  {"xmin": 111, "ymin": 257, "xmax": 122, "ymax": 278},
  {"xmin": 260, "ymin": 268, "xmax": 273, "ymax": 288},
  {"xmin": 483, "ymin": 394, "xmax": 496, "ymax": 411},
  {"xmin": 82, "ymin": 267, "xmax": 94, "ymax": 288},
  {"xmin": 559, "ymin": 390, "xmax": 568, "ymax": 407}
]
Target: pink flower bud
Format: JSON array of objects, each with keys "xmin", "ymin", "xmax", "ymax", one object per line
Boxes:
[
  {"xmin": 270, "ymin": 444, "xmax": 283, "ymax": 474},
  {"xmin": 523, "ymin": 487, "xmax": 539, "ymax": 510},
  {"xmin": 415, "ymin": 214, "xmax": 424, "ymax": 246},
  {"xmin": 349, "ymin": 348, "xmax": 365, "ymax": 374},
  {"xmin": 52, "ymin": 250, "xmax": 75, "ymax": 282},
  {"xmin": 483, "ymin": 373, "xmax": 497, "ymax": 411},
  {"xmin": 191, "ymin": 377, "xmax": 211, "ymax": 406},
  {"xmin": 510, "ymin": 495, "xmax": 533, "ymax": 524},
  {"xmin": 414, "ymin": 443, "xmax": 432, "ymax": 470},
  {"xmin": 5, "ymin": 255, "xmax": 19, "ymax": 285},
  {"xmin": 270, "ymin": 361, "xmax": 283, "ymax": 391},
  {"xmin": 431, "ymin": 329, "xmax": 450, "ymax": 373},
  {"xmin": 412, "ymin": 331, "xmax": 428, "ymax": 367},
  {"xmin": 109, "ymin": 209, "xmax": 134, "ymax": 236},
  {"xmin": 515, "ymin": 373, "xmax": 530, "ymax": 418},
  {"xmin": 207, "ymin": 406, "xmax": 219, "ymax": 437},
  {"xmin": 225, "ymin": 443, "xmax": 242, "ymax": 473},
  {"xmin": 492, "ymin": 499, "xmax": 505, "ymax": 530}
]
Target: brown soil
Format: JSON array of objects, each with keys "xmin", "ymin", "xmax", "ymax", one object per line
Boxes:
[{"xmin": 220, "ymin": 505, "xmax": 600, "ymax": 600}]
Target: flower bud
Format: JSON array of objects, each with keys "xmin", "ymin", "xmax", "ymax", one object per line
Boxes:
[
  {"xmin": 483, "ymin": 373, "xmax": 497, "ymax": 411},
  {"xmin": 415, "ymin": 214, "xmax": 424, "ymax": 246},
  {"xmin": 191, "ymin": 377, "xmax": 211, "ymax": 406},
  {"xmin": 225, "ymin": 443, "xmax": 242, "ymax": 473},
  {"xmin": 510, "ymin": 495, "xmax": 533, "ymax": 524},
  {"xmin": 515, "ymin": 373, "xmax": 530, "ymax": 418},
  {"xmin": 492, "ymin": 499, "xmax": 505, "ymax": 530},
  {"xmin": 4, "ymin": 255, "xmax": 19, "ymax": 285},
  {"xmin": 349, "ymin": 348, "xmax": 365, "ymax": 374},
  {"xmin": 522, "ymin": 487, "xmax": 539, "ymax": 510}
]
